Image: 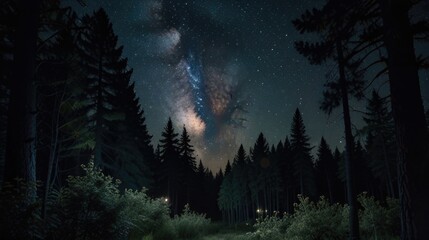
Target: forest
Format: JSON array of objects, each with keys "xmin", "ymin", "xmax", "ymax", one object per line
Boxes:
[{"xmin": 0, "ymin": 0, "xmax": 428, "ymax": 240}]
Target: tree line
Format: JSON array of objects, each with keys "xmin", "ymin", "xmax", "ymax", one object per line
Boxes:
[{"xmin": 217, "ymin": 98, "xmax": 400, "ymax": 224}]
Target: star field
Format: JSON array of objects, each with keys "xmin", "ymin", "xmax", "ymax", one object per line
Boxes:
[{"xmin": 66, "ymin": 0, "xmax": 429, "ymax": 171}]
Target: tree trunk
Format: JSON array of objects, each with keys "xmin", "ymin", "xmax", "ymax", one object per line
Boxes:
[
  {"xmin": 94, "ymin": 52, "xmax": 104, "ymax": 167},
  {"xmin": 380, "ymin": 134, "xmax": 395, "ymax": 198},
  {"xmin": 378, "ymin": 1, "xmax": 429, "ymax": 239},
  {"xmin": 4, "ymin": 0, "xmax": 40, "ymax": 202},
  {"xmin": 42, "ymin": 92, "xmax": 63, "ymax": 219},
  {"xmin": 336, "ymin": 38, "xmax": 359, "ymax": 240}
]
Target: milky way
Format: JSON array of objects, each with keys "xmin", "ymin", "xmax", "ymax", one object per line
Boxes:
[{"xmin": 143, "ymin": 0, "xmax": 248, "ymax": 169}]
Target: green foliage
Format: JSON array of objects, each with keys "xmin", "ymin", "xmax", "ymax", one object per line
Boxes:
[
  {"xmin": 248, "ymin": 214, "xmax": 288, "ymax": 240},
  {"xmin": 0, "ymin": 179, "xmax": 42, "ymax": 239},
  {"xmin": 121, "ymin": 188, "xmax": 173, "ymax": 239},
  {"xmin": 171, "ymin": 204, "xmax": 211, "ymax": 239},
  {"xmin": 358, "ymin": 193, "xmax": 400, "ymax": 240},
  {"xmin": 285, "ymin": 196, "xmax": 348, "ymax": 240},
  {"xmin": 56, "ymin": 161, "xmax": 128, "ymax": 240},
  {"xmin": 249, "ymin": 194, "xmax": 400, "ymax": 240}
]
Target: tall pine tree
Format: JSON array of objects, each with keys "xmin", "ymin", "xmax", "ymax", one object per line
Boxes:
[
  {"xmin": 77, "ymin": 8, "xmax": 132, "ymax": 170},
  {"xmin": 363, "ymin": 90, "xmax": 396, "ymax": 198},
  {"xmin": 159, "ymin": 118, "xmax": 181, "ymax": 215},
  {"xmin": 289, "ymin": 109, "xmax": 315, "ymax": 198},
  {"xmin": 293, "ymin": 1, "xmax": 366, "ymax": 237},
  {"xmin": 315, "ymin": 137, "xmax": 339, "ymax": 203},
  {"xmin": 250, "ymin": 133, "xmax": 270, "ymax": 212},
  {"xmin": 178, "ymin": 126, "xmax": 197, "ymax": 205}
]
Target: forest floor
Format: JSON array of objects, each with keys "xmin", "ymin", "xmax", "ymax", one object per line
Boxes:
[
  {"xmin": 202, "ymin": 233, "xmax": 245, "ymax": 240},
  {"xmin": 200, "ymin": 224, "xmax": 252, "ymax": 240}
]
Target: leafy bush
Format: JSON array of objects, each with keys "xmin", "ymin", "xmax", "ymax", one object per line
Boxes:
[
  {"xmin": 358, "ymin": 193, "xmax": 400, "ymax": 240},
  {"xmin": 171, "ymin": 204, "xmax": 211, "ymax": 239},
  {"xmin": 285, "ymin": 196, "xmax": 348, "ymax": 240},
  {"xmin": 249, "ymin": 194, "xmax": 400, "ymax": 240},
  {"xmin": 56, "ymin": 161, "xmax": 128, "ymax": 240},
  {"xmin": 0, "ymin": 179, "xmax": 42, "ymax": 239},
  {"xmin": 247, "ymin": 214, "xmax": 288, "ymax": 240},
  {"xmin": 121, "ymin": 189, "xmax": 174, "ymax": 240}
]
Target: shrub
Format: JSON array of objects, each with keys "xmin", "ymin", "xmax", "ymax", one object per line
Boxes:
[
  {"xmin": 248, "ymin": 214, "xmax": 288, "ymax": 240},
  {"xmin": 171, "ymin": 204, "xmax": 211, "ymax": 239},
  {"xmin": 56, "ymin": 161, "xmax": 128, "ymax": 240},
  {"xmin": 285, "ymin": 196, "xmax": 348, "ymax": 240},
  {"xmin": 121, "ymin": 189, "xmax": 174, "ymax": 239},
  {"xmin": 358, "ymin": 193, "xmax": 400, "ymax": 240},
  {"xmin": 248, "ymin": 194, "xmax": 400, "ymax": 240},
  {"xmin": 0, "ymin": 179, "xmax": 43, "ymax": 239}
]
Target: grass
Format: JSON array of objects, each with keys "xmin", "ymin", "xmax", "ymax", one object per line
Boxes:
[{"xmin": 199, "ymin": 223, "xmax": 253, "ymax": 240}]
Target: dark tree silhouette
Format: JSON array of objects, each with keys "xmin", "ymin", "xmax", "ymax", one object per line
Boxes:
[
  {"xmin": 4, "ymin": 0, "xmax": 41, "ymax": 203},
  {"xmin": 178, "ymin": 126, "xmax": 197, "ymax": 205},
  {"xmin": 333, "ymin": 147, "xmax": 346, "ymax": 202},
  {"xmin": 77, "ymin": 8, "xmax": 133, "ymax": 169},
  {"xmin": 363, "ymin": 90, "xmax": 396, "ymax": 198},
  {"xmin": 250, "ymin": 133, "xmax": 271, "ymax": 213},
  {"xmin": 280, "ymin": 137, "xmax": 295, "ymax": 212},
  {"xmin": 378, "ymin": 1, "xmax": 429, "ymax": 238},
  {"xmin": 232, "ymin": 145, "xmax": 251, "ymax": 222},
  {"xmin": 219, "ymin": 144, "xmax": 251, "ymax": 223},
  {"xmin": 315, "ymin": 137, "xmax": 339, "ymax": 203},
  {"xmin": 35, "ymin": 6, "xmax": 84, "ymax": 219},
  {"xmin": 293, "ymin": 1, "xmax": 365, "ymax": 237},
  {"xmin": 159, "ymin": 118, "xmax": 181, "ymax": 215},
  {"xmin": 113, "ymin": 79, "xmax": 153, "ymax": 189},
  {"xmin": 352, "ymin": 141, "xmax": 373, "ymax": 196},
  {"xmin": 289, "ymin": 109, "xmax": 315, "ymax": 198},
  {"xmin": 224, "ymin": 160, "xmax": 232, "ymax": 176}
]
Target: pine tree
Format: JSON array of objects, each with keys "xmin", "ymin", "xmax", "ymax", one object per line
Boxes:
[
  {"xmin": 280, "ymin": 137, "xmax": 295, "ymax": 212},
  {"xmin": 269, "ymin": 142, "xmax": 283, "ymax": 213},
  {"xmin": 231, "ymin": 145, "xmax": 250, "ymax": 222},
  {"xmin": 353, "ymin": 141, "xmax": 375, "ymax": 196},
  {"xmin": 203, "ymin": 167, "xmax": 219, "ymax": 219},
  {"xmin": 194, "ymin": 159, "xmax": 206, "ymax": 213},
  {"xmin": 179, "ymin": 126, "xmax": 197, "ymax": 172},
  {"xmin": 333, "ymin": 147, "xmax": 346, "ymax": 203},
  {"xmin": 315, "ymin": 137, "xmax": 339, "ymax": 203},
  {"xmin": 289, "ymin": 109, "xmax": 315, "ymax": 198},
  {"xmin": 250, "ymin": 133, "xmax": 270, "ymax": 213},
  {"xmin": 77, "ymin": 8, "xmax": 132, "ymax": 169},
  {"xmin": 218, "ymin": 167, "xmax": 233, "ymax": 224},
  {"xmin": 363, "ymin": 90, "xmax": 396, "ymax": 198},
  {"xmin": 35, "ymin": 8, "xmax": 89, "ymax": 218},
  {"xmin": 215, "ymin": 169, "xmax": 224, "ymax": 185},
  {"xmin": 149, "ymin": 144, "xmax": 162, "ymax": 196},
  {"xmin": 179, "ymin": 126, "xmax": 197, "ymax": 205},
  {"xmin": 113, "ymin": 79, "xmax": 153, "ymax": 190},
  {"xmin": 213, "ymin": 168, "xmax": 224, "ymax": 220},
  {"xmin": 293, "ymin": 2, "xmax": 366, "ymax": 237},
  {"xmin": 224, "ymin": 160, "xmax": 232, "ymax": 176},
  {"xmin": 159, "ymin": 118, "xmax": 181, "ymax": 215}
]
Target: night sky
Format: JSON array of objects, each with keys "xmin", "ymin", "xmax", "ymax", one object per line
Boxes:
[{"xmin": 66, "ymin": 0, "xmax": 429, "ymax": 171}]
